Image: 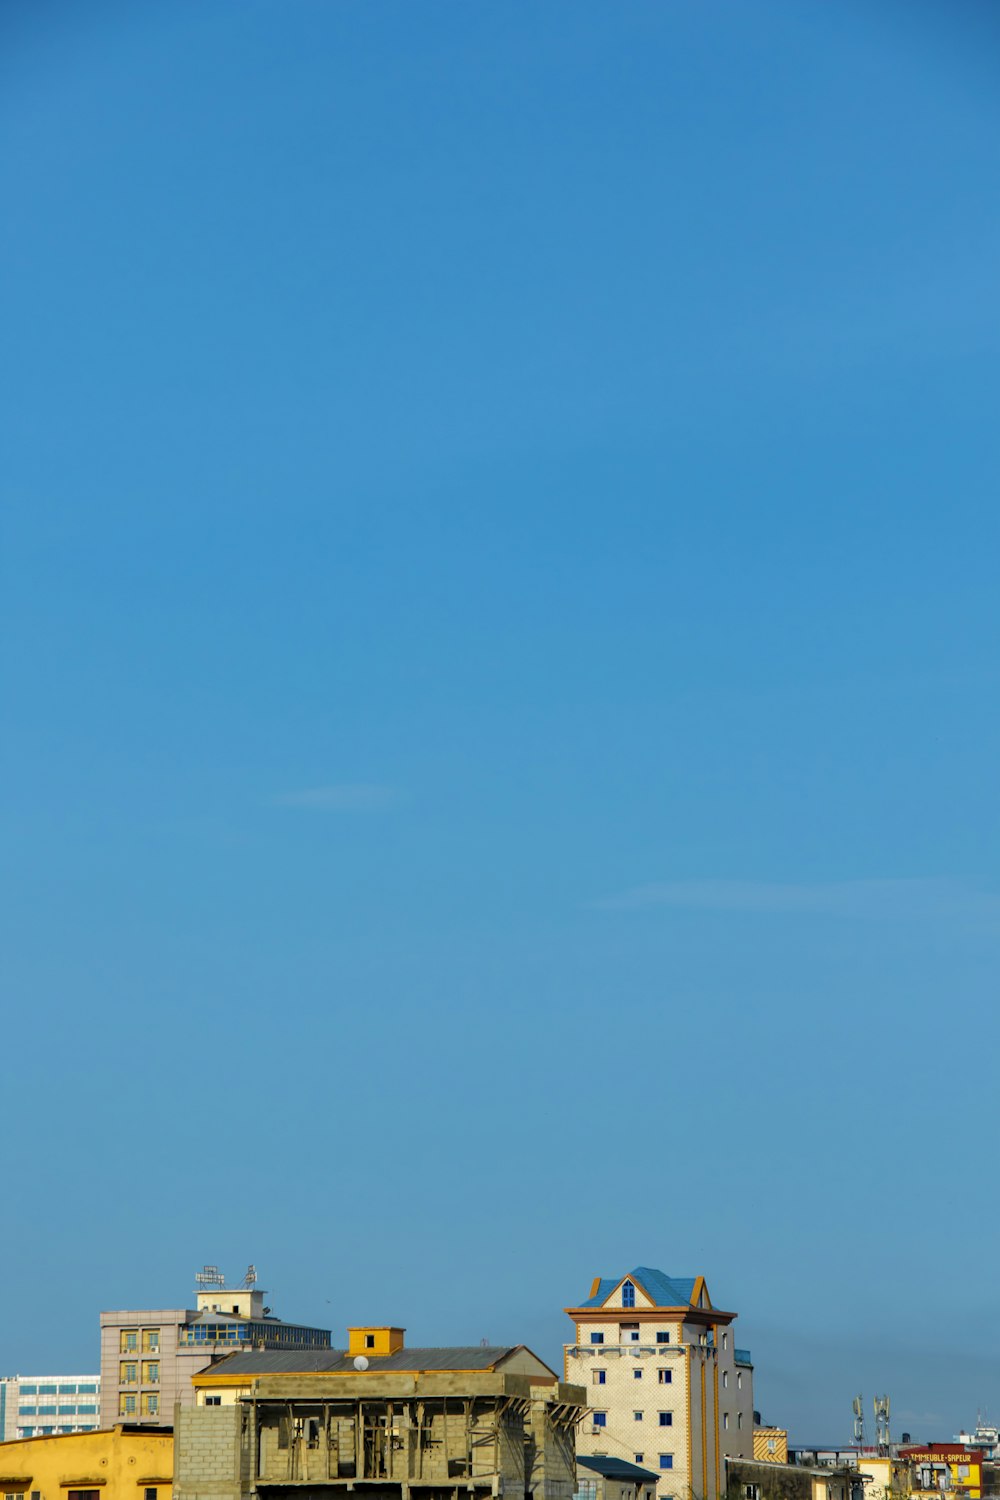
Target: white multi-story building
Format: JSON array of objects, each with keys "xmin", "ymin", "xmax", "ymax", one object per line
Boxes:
[
  {"xmin": 0, "ymin": 1374, "xmax": 101, "ymax": 1440},
  {"xmin": 564, "ymin": 1267, "xmax": 753, "ymax": 1500}
]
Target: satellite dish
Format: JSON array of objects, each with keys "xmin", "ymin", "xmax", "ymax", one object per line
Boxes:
[{"xmin": 354, "ymin": 1355, "xmax": 369, "ymax": 1371}]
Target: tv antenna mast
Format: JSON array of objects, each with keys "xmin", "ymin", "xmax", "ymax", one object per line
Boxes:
[{"xmin": 241, "ymin": 1265, "xmax": 258, "ymax": 1288}]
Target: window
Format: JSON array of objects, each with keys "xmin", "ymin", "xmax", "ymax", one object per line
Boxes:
[
  {"xmin": 142, "ymin": 1330, "xmax": 160, "ymax": 1352},
  {"xmin": 119, "ymin": 1394, "xmax": 137, "ymax": 1416},
  {"xmin": 145, "ymin": 1489, "xmax": 158, "ymax": 1500},
  {"xmin": 744, "ymin": 1487, "xmax": 761, "ymax": 1500},
  {"xmin": 205, "ymin": 1396, "xmax": 221, "ymax": 1407},
  {"xmin": 58, "ymin": 1405, "xmax": 76, "ymax": 1414},
  {"xmin": 634, "ymin": 1411, "xmax": 643, "ymax": 1422},
  {"xmin": 593, "ymin": 1372, "xmax": 606, "ymax": 1386},
  {"xmin": 738, "ymin": 1413, "xmax": 743, "ymax": 1430},
  {"xmin": 38, "ymin": 1386, "xmax": 56, "ymax": 1396},
  {"xmin": 621, "ymin": 1323, "xmax": 640, "ymax": 1343},
  {"xmin": 77, "ymin": 1406, "xmax": 97, "ymax": 1416},
  {"xmin": 142, "ymin": 1361, "xmax": 160, "ymax": 1383},
  {"xmin": 32, "ymin": 1491, "xmax": 41, "ymax": 1500},
  {"xmin": 590, "ymin": 1332, "xmax": 604, "ymax": 1345},
  {"xmin": 19, "ymin": 1386, "xmax": 37, "ymax": 1396},
  {"xmin": 659, "ymin": 1413, "xmax": 673, "ymax": 1427},
  {"xmin": 723, "ymin": 1414, "xmax": 730, "ymax": 1431},
  {"xmin": 657, "ymin": 1370, "xmax": 672, "ymax": 1385},
  {"xmin": 5, "ymin": 1491, "xmax": 24, "ymax": 1499},
  {"xmin": 737, "ymin": 1372, "xmax": 742, "ymax": 1390},
  {"xmin": 365, "ymin": 1335, "xmax": 375, "ymax": 1349},
  {"xmin": 38, "ymin": 1406, "xmax": 56, "ymax": 1416},
  {"xmin": 593, "ymin": 1413, "xmax": 607, "ymax": 1428},
  {"xmin": 579, "ymin": 1483, "xmax": 598, "ymax": 1500},
  {"xmin": 59, "ymin": 1384, "xmax": 77, "ymax": 1395},
  {"xmin": 622, "ymin": 1280, "xmax": 636, "ymax": 1308},
  {"xmin": 635, "ymin": 1456, "xmax": 644, "ymax": 1465},
  {"xmin": 120, "ymin": 1362, "xmax": 138, "ymax": 1384},
  {"xmin": 121, "ymin": 1330, "xmax": 138, "ymax": 1352},
  {"xmin": 141, "ymin": 1393, "xmax": 159, "ymax": 1416},
  {"xmin": 656, "ymin": 1332, "xmax": 670, "ymax": 1344},
  {"xmin": 307, "ymin": 1419, "xmax": 321, "ymax": 1449},
  {"xmin": 723, "ymin": 1371, "xmax": 728, "ymax": 1389},
  {"xmin": 17, "ymin": 1429, "xmax": 34, "ymax": 1439},
  {"xmin": 722, "ymin": 1332, "xmax": 728, "ymax": 1351},
  {"xmin": 767, "ymin": 1440, "xmax": 776, "ymax": 1454},
  {"xmin": 633, "ymin": 1369, "xmax": 643, "ymax": 1380},
  {"xmin": 68, "ymin": 1491, "xmax": 100, "ymax": 1500},
  {"xmin": 78, "ymin": 1385, "xmax": 97, "ymax": 1395},
  {"xmin": 659, "ymin": 1456, "xmax": 673, "ymax": 1471},
  {"xmin": 19, "ymin": 1407, "xmax": 37, "ymax": 1417}
]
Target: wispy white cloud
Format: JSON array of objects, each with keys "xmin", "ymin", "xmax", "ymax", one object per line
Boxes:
[
  {"xmin": 274, "ymin": 783, "xmax": 398, "ymax": 812},
  {"xmin": 590, "ymin": 877, "xmax": 1000, "ymax": 928}
]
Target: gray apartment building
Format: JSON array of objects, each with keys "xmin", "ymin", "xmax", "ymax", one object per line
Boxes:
[{"xmin": 99, "ymin": 1270, "xmax": 330, "ymax": 1428}]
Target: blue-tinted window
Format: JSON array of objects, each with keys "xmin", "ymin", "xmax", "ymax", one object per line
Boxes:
[
  {"xmin": 595, "ymin": 1371, "xmax": 606, "ymax": 1385},
  {"xmin": 20, "ymin": 1407, "xmax": 37, "ymax": 1417},
  {"xmin": 20, "ymin": 1385, "xmax": 37, "ymax": 1395},
  {"xmin": 659, "ymin": 1413, "xmax": 673, "ymax": 1426},
  {"xmin": 39, "ymin": 1385, "xmax": 57, "ymax": 1395},
  {"xmin": 59, "ymin": 1405, "xmax": 76, "ymax": 1415},
  {"xmin": 593, "ymin": 1413, "xmax": 607, "ymax": 1427},
  {"xmin": 590, "ymin": 1332, "xmax": 604, "ymax": 1345},
  {"xmin": 38, "ymin": 1405, "xmax": 57, "ymax": 1415},
  {"xmin": 40, "ymin": 1426, "xmax": 54, "ymax": 1435},
  {"xmin": 77, "ymin": 1406, "xmax": 97, "ymax": 1415},
  {"xmin": 659, "ymin": 1456, "xmax": 673, "ymax": 1470},
  {"xmin": 622, "ymin": 1281, "xmax": 636, "ymax": 1308},
  {"xmin": 59, "ymin": 1385, "xmax": 77, "ymax": 1395},
  {"xmin": 19, "ymin": 1427, "xmax": 34, "ymax": 1437},
  {"xmin": 656, "ymin": 1332, "xmax": 670, "ymax": 1344},
  {"xmin": 78, "ymin": 1385, "xmax": 97, "ymax": 1394}
]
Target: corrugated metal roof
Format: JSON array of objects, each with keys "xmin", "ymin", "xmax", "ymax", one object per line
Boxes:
[
  {"xmin": 578, "ymin": 1457, "xmax": 659, "ymax": 1481},
  {"xmin": 202, "ymin": 1347, "xmax": 524, "ymax": 1377}
]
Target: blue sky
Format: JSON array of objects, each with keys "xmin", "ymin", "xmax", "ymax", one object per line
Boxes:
[{"xmin": 2, "ymin": 0, "xmax": 1000, "ymax": 1441}]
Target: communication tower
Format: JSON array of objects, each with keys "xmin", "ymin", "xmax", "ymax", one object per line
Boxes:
[{"xmin": 874, "ymin": 1395, "xmax": 891, "ymax": 1454}]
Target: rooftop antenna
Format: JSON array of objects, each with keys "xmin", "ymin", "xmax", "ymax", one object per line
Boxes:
[
  {"xmin": 241, "ymin": 1265, "xmax": 257, "ymax": 1288},
  {"xmin": 195, "ymin": 1264, "xmax": 226, "ymax": 1290},
  {"xmin": 874, "ymin": 1395, "xmax": 891, "ymax": 1454},
  {"xmin": 480, "ymin": 1337, "xmax": 490, "ymax": 1347},
  {"xmin": 853, "ymin": 1395, "xmax": 865, "ymax": 1450}
]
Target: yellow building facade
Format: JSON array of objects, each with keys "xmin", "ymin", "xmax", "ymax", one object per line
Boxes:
[
  {"xmin": 0, "ymin": 1425, "xmax": 173, "ymax": 1500},
  {"xmin": 752, "ymin": 1429, "xmax": 788, "ymax": 1464}
]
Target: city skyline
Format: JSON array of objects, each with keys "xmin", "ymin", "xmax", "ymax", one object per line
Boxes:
[{"xmin": 3, "ymin": 0, "xmax": 999, "ymax": 1445}]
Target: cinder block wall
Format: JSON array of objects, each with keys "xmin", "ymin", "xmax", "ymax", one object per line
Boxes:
[{"xmin": 174, "ymin": 1405, "xmax": 248, "ymax": 1500}]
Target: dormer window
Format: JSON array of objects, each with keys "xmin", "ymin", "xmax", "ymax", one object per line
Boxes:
[{"xmin": 622, "ymin": 1281, "xmax": 636, "ymax": 1308}]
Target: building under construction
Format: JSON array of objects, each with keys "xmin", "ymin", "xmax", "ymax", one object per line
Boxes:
[{"xmin": 174, "ymin": 1327, "xmax": 586, "ymax": 1500}]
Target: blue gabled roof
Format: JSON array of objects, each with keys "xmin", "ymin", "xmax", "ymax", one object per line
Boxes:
[{"xmin": 578, "ymin": 1267, "xmax": 699, "ymax": 1310}]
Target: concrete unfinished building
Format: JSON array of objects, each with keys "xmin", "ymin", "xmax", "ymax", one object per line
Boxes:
[{"xmin": 174, "ymin": 1329, "xmax": 586, "ymax": 1500}]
